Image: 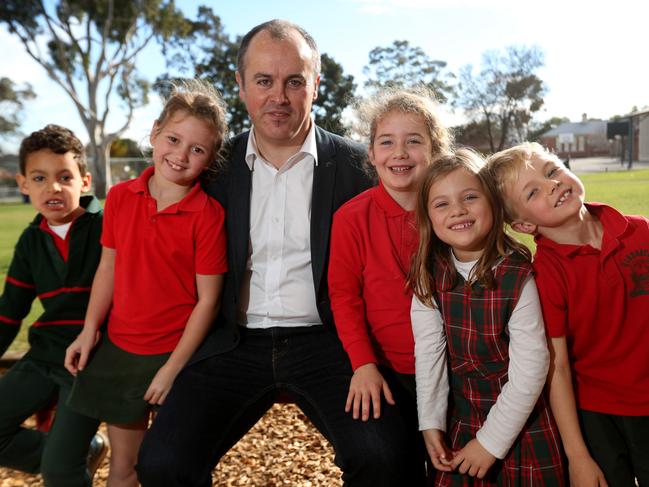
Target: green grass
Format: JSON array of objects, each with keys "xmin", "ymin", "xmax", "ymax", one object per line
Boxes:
[
  {"xmin": 2, "ymin": 169, "xmax": 649, "ymax": 352},
  {"xmin": 0, "ymin": 202, "xmax": 44, "ymax": 351}
]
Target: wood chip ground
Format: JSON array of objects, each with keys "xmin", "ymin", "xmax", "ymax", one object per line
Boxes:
[{"xmin": 0, "ymin": 404, "xmax": 342, "ymax": 486}]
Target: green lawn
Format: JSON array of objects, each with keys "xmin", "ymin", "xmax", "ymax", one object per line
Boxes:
[{"xmin": 2, "ymin": 169, "xmax": 649, "ymax": 352}]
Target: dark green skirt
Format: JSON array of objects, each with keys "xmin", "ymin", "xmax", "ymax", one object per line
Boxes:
[{"xmin": 67, "ymin": 336, "xmax": 170, "ymax": 424}]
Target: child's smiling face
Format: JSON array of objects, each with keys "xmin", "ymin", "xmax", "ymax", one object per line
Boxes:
[
  {"xmin": 508, "ymin": 156, "xmax": 585, "ymax": 233},
  {"xmin": 17, "ymin": 149, "xmax": 91, "ymax": 225},
  {"xmin": 150, "ymin": 110, "xmax": 217, "ymax": 187},
  {"xmin": 427, "ymin": 168, "xmax": 493, "ymax": 262},
  {"xmin": 369, "ymin": 110, "xmax": 434, "ymax": 199}
]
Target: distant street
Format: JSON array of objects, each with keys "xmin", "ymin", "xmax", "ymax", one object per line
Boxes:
[{"xmin": 568, "ymin": 156, "xmax": 649, "ymax": 174}]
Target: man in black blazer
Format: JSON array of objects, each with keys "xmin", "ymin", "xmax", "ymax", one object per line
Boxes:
[{"xmin": 137, "ymin": 19, "xmax": 423, "ymax": 486}]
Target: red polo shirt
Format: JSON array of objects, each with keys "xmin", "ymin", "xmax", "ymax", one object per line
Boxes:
[
  {"xmin": 329, "ymin": 184, "xmax": 418, "ymax": 374},
  {"xmin": 102, "ymin": 166, "xmax": 227, "ymax": 354},
  {"xmin": 534, "ymin": 203, "xmax": 649, "ymax": 415}
]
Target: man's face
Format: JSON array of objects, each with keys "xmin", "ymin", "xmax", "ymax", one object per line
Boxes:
[{"xmin": 236, "ymin": 30, "xmax": 319, "ymax": 148}]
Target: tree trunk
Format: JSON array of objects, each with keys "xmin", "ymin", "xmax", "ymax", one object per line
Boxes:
[{"xmin": 88, "ymin": 143, "xmax": 112, "ymax": 199}]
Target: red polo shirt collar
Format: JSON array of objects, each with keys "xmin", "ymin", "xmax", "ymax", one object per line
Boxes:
[
  {"xmin": 371, "ymin": 182, "xmax": 411, "ymax": 218},
  {"xmin": 534, "ymin": 203, "xmax": 628, "ymax": 258},
  {"xmin": 128, "ymin": 166, "xmax": 208, "ymax": 214}
]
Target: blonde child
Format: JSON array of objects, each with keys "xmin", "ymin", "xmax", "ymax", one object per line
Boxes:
[
  {"xmin": 64, "ymin": 80, "xmax": 228, "ymax": 487},
  {"xmin": 410, "ymin": 149, "xmax": 565, "ymax": 485},
  {"xmin": 328, "ymin": 88, "xmax": 452, "ymax": 483},
  {"xmin": 486, "ymin": 142, "xmax": 649, "ymax": 487}
]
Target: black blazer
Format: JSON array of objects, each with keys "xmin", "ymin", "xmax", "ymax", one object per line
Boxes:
[{"xmin": 193, "ymin": 126, "xmax": 372, "ymax": 362}]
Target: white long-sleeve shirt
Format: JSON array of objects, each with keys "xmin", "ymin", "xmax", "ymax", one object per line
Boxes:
[{"xmin": 411, "ymin": 255, "xmax": 550, "ymax": 459}]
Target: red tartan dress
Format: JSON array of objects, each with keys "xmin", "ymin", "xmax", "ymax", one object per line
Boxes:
[{"xmin": 434, "ymin": 252, "xmax": 565, "ymax": 486}]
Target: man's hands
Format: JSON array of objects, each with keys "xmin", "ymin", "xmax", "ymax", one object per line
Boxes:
[{"xmin": 345, "ymin": 363, "xmax": 395, "ymax": 421}]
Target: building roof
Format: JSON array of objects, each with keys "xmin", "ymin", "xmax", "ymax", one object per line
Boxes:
[{"xmin": 543, "ymin": 120, "xmax": 607, "ymax": 137}]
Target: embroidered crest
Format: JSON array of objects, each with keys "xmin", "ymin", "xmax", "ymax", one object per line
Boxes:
[{"xmin": 621, "ymin": 249, "xmax": 649, "ymax": 297}]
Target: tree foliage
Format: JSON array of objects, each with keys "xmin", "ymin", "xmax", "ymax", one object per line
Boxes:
[
  {"xmin": 0, "ymin": 0, "xmax": 191, "ymax": 196},
  {"xmin": 363, "ymin": 40, "xmax": 453, "ymax": 103},
  {"xmin": 0, "ymin": 77, "xmax": 36, "ymax": 146},
  {"xmin": 110, "ymin": 137, "xmax": 141, "ymax": 157},
  {"xmin": 313, "ymin": 54, "xmax": 356, "ymax": 136},
  {"xmin": 158, "ymin": 6, "xmax": 356, "ymax": 136},
  {"xmin": 456, "ymin": 45, "xmax": 546, "ymax": 153},
  {"xmin": 155, "ymin": 6, "xmax": 247, "ymax": 134}
]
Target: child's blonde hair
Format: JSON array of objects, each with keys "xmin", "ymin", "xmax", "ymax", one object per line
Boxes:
[
  {"xmin": 485, "ymin": 142, "xmax": 564, "ymax": 222},
  {"xmin": 154, "ymin": 79, "xmax": 228, "ymax": 171},
  {"xmin": 355, "ymin": 87, "xmax": 453, "ymax": 177},
  {"xmin": 409, "ymin": 148, "xmax": 531, "ymax": 307}
]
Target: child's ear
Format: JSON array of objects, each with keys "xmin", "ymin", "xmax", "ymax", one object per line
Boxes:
[
  {"xmin": 81, "ymin": 171, "xmax": 92, "ymax": 193},
  {"xmin": 368, "ymin": 146, "xmax": 376, "ymax": 167},
  {"xmin": 511, "ymin": 220, "xmax": 537, "ymax": 235},
  {"xmin": 15, "ymin": 174, "xmax": 28, "ymax": 195}
]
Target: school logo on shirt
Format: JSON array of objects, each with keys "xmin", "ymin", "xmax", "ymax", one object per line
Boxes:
[{"xmin": 621, "ymin": 249, "xmax": 649, "ymax": 297}]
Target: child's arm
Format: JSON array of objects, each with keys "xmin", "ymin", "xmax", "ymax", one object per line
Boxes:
[
  {"xmin": 411, "ymin": 295, "xmax": 453, "ymax": 471},
  {"xmin": 547, "ymin": 336, "xmax": 609, "ymax": 487},
  {"xmin": 453, "ymin": 277, "xmax": 549, "ymax": 477},
  {"xmin": 328, "ymin": 213, "xmax": 394, "ymax": 421},
  {"xmin": 65, "ymin": 246, "xmax": 115, "ymax": 375},
  {"xmin": 143, "ymin": 273, "xmax": 224, "ymax": 405}
]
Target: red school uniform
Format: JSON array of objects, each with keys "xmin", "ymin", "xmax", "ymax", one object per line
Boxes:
[
  {"xmin": 329, "ymin": 183, "xmax": 418, "ymax": 374},
  {"xmin": 534, "ymin": 203, "xmax": 649, "ymax": 416},
  {"xmin": 102, "ymin": 166, "xmax": 227, "ymax": 355}
]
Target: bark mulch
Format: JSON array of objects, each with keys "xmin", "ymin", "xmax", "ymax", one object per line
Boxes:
[{"xmin": 0, "ymin": 404, "xmax": 342, "ymax": 486}]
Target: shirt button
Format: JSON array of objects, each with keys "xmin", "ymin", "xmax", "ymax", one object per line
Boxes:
[{"xmin": 273, "ymin": 217, "xmax": 279, "ymax": 223}]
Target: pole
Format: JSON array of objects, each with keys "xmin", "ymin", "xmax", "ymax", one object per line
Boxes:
[{"xmin": 627, "ymin": 116, "xmax": 633, "ymax": 169}]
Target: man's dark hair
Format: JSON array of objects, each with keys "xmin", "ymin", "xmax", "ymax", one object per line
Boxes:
[
  {"xmin": 237, "ymin": 19, "xmax": 321, "ymax": 83},
  {"xmin": 19, "ymin": 124, "xmax": 87, "ymax": 175}
]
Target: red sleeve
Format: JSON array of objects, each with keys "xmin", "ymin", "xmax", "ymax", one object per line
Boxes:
[
  {"xmin": 194, "ymin": 196, "xmax": 228, "ymax": 275},
  {"xmin": 532, "ymin": 248, "xmax": 568, "ymax": 337},
  {"xmin": 100, "ymin": 185, "xmax": 117, "ymax": 249},
  {"xmin": 328, "ymin": 208, "xmax": 377, "ymax": 370}
]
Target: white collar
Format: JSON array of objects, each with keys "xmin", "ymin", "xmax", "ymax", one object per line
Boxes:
[{"xmin": 244, "ymin": 118, "xmax": 318, "ymax": 171}]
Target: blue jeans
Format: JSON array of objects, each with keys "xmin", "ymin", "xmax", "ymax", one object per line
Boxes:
[{"xmin": 137, "ymin": 326, "xmax": 425, "ymax": 486}]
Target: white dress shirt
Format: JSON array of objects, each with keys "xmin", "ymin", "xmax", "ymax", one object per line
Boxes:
[
  {"xmin": 238, "ymin": 124, "xmax": 322, "ymax": 329},
  {"xmin": 411, "ymin": 254, "xmax": 550, "ymax": 459}
]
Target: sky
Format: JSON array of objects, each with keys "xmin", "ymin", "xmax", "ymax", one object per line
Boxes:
[{"xmin": 1, "ymin": 0, "xmax": 647, "ymax": 153}]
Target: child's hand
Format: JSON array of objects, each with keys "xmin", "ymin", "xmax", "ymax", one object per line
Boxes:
[
  {"xmin": 144, "ymin": 364, "xmax": 179, "ymax": 406},
  {"xmin": 568, "ymin": 453, "xmax": 609, "ymax": 487},
  {"xmin": 451, "ymin": 438, "xmax": 497, "ymax": 479},
  {"xmin": 64, "ymin": 329, "xmax": 100, "ymax": 375},
  {"xmin": 345, "ymin": 363, "xmax": 395, "ymax": 421},
  {"xmin": 422, "ymin": 429, "xmax": 454, "ymax": 471}
]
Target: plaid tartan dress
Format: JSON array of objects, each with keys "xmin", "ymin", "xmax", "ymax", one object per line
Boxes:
[{"xmin": 434, "ymin": 252, "xmax": 565, "ymax": 486}]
